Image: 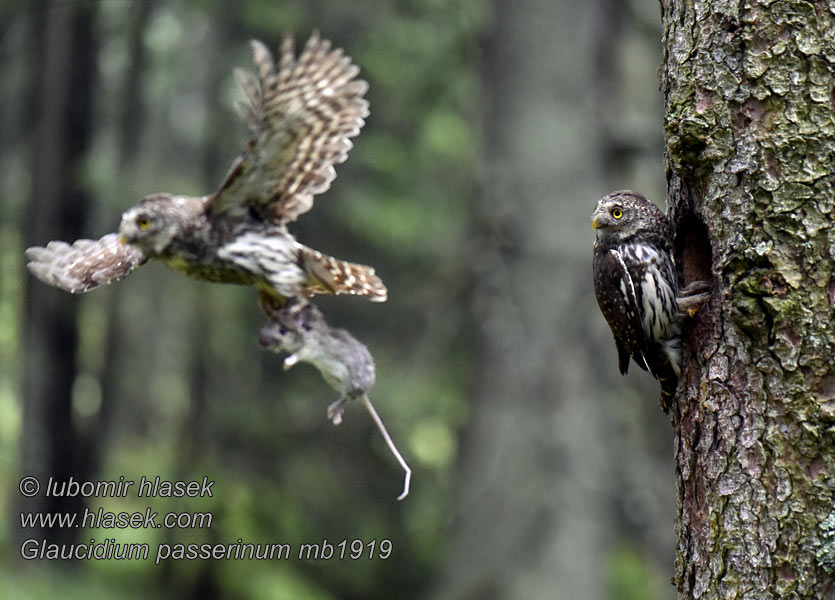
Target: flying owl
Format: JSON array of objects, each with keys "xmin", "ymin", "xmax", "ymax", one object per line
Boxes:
[
  {"xmin": 592, "ymin": 191, "xmax": 709, "ymax": 411},
  {"xmin": 25, "ymin": 33, "xmax": 386, "ymax": 306},
  {"xmin": 259, "ymin": 296, "xmax": 411, "ymax": 500}
]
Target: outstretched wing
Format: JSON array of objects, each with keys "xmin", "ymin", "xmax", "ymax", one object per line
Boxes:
[
  {"xmin": 25, "ymin": 233, "xmax": 146, "ymax": 293},
  {"xmin": 211, "ymin": 32, "xmax": 369, "ymax": 224}
]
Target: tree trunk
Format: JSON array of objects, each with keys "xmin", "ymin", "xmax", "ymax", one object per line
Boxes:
[
  {"xmin": 436, "ymin": 0, "xmax": 616, "ymax": 597},
  {"xmin": 20, "ymin": 0, "xmax": 98, "ymax": 548},
  {"xmin": 661, "ymin": 1, "xmax": 835, "ymax": 597},
  {"xmin": 90, "ymin": 0, "xmax": 155, "ymax": 481}
]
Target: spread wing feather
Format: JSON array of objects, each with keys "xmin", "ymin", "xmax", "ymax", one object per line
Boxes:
[
  {"xmin": 25, "ymin": 233, "xmax": 147, "ymax": 293},
  {"xmin": 211, "ymin": 32, "xmax": 369, "ymax": 224}
]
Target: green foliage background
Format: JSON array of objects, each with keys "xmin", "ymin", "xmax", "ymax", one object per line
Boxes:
[{"xmin": 0, "ymin": 1, "xmax": 672, "ymax": 598}]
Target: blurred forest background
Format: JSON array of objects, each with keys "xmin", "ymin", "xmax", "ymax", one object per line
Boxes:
[{"xmin": 0, "ymin": 0, "xmax": 677, "ymax": 598}]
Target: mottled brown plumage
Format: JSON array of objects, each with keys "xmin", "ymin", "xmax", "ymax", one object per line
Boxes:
[
  {"xmin": 26, "ymin": 33, "xmax": 385, "ymax": 304},
  {"xmin": 592, "ymin": 191, "xmax": 709, "ymax": 412}
]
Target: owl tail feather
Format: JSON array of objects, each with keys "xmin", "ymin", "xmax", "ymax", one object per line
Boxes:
[
  {"xmin": 650, "ymin": 339, "xmax": 681, "ymax": 414},
  {"xmin": 298, "ymin": 246, "xmax": 388, "ymax": 302},
  {"xmin": 658, "ymin": 376, "xmax": 677, "ymax": 413}
]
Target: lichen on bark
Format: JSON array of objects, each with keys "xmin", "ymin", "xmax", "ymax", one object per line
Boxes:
[{"xmin": 660, "ymin": 0, "xmax": 835, "ymax": 597}]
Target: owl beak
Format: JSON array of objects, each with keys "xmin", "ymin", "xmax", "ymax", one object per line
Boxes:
[
  {"xmin": 119, "ymin": 234, "xmax": 128, "ymax": 245},
  {"xmin": 591, "ymin": 214, "xmax": 602, "ymax": 230}
]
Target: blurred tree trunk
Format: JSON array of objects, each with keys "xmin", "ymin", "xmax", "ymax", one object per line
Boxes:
[
  {"xmin": 437, "ymin": 0, "xmax": 614, "ymax": 598},
  {"xmin": 591, "ymin": 0, "xmax": 677, "ymax": 583},
  {"xmin": 20, "ymin": 0, "xmax": 98, "ymax": 548},
  {"xmin": 116, "ymin": 0, "xmax": 154, "ymax": 167},
  {"xmin": 662, "ymin": 1, "xmax": 835, "ymax": 597},
  {"xmin": 91, "ymin": 0, "xmax": 155, "ymax": 479},
  {"xmin": 590, "ymin": 0, "xmax": 630, "ymax": 180},
  {"xmin": 169, "ymin": 5, "xmax": 241, "ymax": 598}
]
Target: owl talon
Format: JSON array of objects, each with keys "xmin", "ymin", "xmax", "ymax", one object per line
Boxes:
[{"xmin": 678, "ymin": 290, "xmax": 711, "ymax": 317}]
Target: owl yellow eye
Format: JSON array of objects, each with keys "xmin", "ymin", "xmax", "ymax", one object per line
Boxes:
[
  {"xmin": 137, "ymin": 217, "xmax": 151, "ymax": 230},
  {"xmin": 612, "ymin": 208, "xmax": 624, "ymax": 219}
]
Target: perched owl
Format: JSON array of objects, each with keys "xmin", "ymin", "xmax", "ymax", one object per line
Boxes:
[
  {"xmin": 259, "ymin": 296, "xmax": 411, "ymax": 500},
  {"xmin": 26, "ymin": 33, "xmax": 386, "ymax": 305},
  {"xmin": 592, "ymin": 191, "xmax": 709, "ymax": 411}
]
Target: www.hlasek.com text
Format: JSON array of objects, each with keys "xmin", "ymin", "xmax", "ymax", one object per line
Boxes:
[{"xmin": 21, "ymin": 506, "xmax": 212, "ymax": 530}]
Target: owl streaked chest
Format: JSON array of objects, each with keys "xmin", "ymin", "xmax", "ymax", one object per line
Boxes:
[
  {"xmin": 161, "ymin": 253, "xmax": 260, "ymax": 285},
  {"xmin": 160, "ymin": 218, "xmax": 265, "ymax": 285},
  {"xmin": 593, "ymin": 237, "xmax": 679, "ymax": 343},
  {"xmin": 618, "ymin": 242, "xmax": 678, "ymax": 341}
]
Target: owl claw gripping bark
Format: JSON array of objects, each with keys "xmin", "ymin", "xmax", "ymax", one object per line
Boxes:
[{"xmin": 592, "ymin": 191, "xmax": 710, "ymax": 412}]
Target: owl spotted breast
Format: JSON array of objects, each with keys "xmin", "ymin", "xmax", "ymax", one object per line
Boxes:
[
  {"xmin": 592, "ymin": 190, "xmax": 709, "ymax": 412},
  {"xmin": 25, "ymin": 33, "xmax": 386, "ymax": 306}
]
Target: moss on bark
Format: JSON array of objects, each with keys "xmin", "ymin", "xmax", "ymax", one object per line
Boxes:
[{"xmin": 661, "ymin": 0, "xmax": 835, "ymax": 597}]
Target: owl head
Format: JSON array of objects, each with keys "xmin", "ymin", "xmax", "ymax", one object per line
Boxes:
[
  {"xmin": 591, "ymin": 190, "xmax": 668, "ymax": 243},
  {"xmin": 119, "ymin": 194, "xmax": 192, "ymax": 256}
]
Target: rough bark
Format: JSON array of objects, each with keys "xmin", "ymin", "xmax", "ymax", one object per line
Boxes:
[{"xmin": 661, "ymin": 1, "xmax": 835, "ymax": 597}]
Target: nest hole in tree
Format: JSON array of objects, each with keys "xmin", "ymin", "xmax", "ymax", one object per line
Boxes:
[{"xmin": 675, "ymin": 213, "xmax": 713, "ymax": 288}]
